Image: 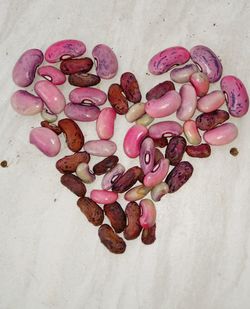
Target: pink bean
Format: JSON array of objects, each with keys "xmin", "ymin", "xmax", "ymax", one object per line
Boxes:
[
  {"xmin": 37, "ymin": 65, "xmax": 66, "ymax": 85},
  {"xmin": 190, "ymin": 72, "xmax": 209, "ymax": 97},
  {"xmin": 220, "ymin": 75, "xmax": 249, "ymax": 117},
  {"xmin": 139, "ymin": 137, "xmax": 155, "ymax": 175},
  {"xmin": 29, "ymin": 127, "xmax": 61, "ymax": 157},
  {"xmin": 177, "ymin": 84, "xmax": 197, "ymax": 121},
  {"xmin": 183, "ymin": 120, "xmax": 201, "ymax": 145},
  {"xmin": 64, "ymin": 103, "xmax": 100, "ymax": 122},
  {"xmin": 90, "ymin": 190, "xmax": 118, "ymax": 204},
  {"xmin": 69, "ymin": 87, "xmax": 107, "ymax": 106},
  {"xmin": 170, "ymin": 64, "xmax": 199, "ymax": 83},
  {"xmin": 148, "ymin": 121, "xmax": 183, "ymax": 139},
  {"xmin": 139, "ymin": 199, "xmax": 156, "ymax": 229},
  {"xmin": 203, "ymin": 123, "xmax": 238, "ymax": 146},
  {"xmin": 123, "ymin": 125, "xmax": 148, "ymax": 158},
  {"xmin": 102, "ymin": 163, "xmax": 125, "ymax": 190},
  {"xmin": 145, "ymin": 90, "xmax": 181, "ymax": 118},
  {"xmin": 45, "ymin": 40, "xmax": 86, "ymax": 63},
  {"xmin": 148, "ymin": 46, "xmax": 190, "ymax": 75},
  {"xmin": 96, "ymin": 107, "xmax": 116, "ymax": 140},
  {"xmin": 34, "ymin": 80, "xmax": 65, "ymax": 114},
  {"xmin": 143, "ymin": 158, "xmax": 169, "ymax": 187},
  {"xmin": 84, "ymin": 140, "xmax": 117, "ymax": 157},
  {"xmin": 197, "ymin": 90, "xmax": 225, "ymax": 113},
  {"xmin": 11, "ymin": 90, "xmax": 43, "ymax": 115}
]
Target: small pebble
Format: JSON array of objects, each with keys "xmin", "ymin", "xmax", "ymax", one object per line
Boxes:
[
  {"xmin": 230, "ymin": 147, "xmax": 239, "ymax": 156},
  {"xmin": 1, "ymin": 160, "xmax": 8, "ymax": 168}
]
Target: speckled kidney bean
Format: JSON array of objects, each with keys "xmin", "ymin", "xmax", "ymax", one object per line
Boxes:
[
  {"xmin": 11, "ymin": 90, "xmax": 44, "ymax": 116},
  {"xmin": 61, "ymin": 174, "xmax": 86, "ymax": 197},
  {"xmin": 68, "ymin": 73, "xmax": 101, "ymax": 87},
  {"xmin": 196, "ymin": 110, "xmax": 230, "ymax": 131},
  {"xmin": 77, "ymin": 197, "xmax": 104, "ymax": 226},
  {"xmin": 45, "ymin": 40, "xmax": 86, "ymax": 63},
  {"xmin": 123, "ymin": 202, "xmax": 142, "ymax": 240},
  {"xmin": 12, "ymin": 49, "xmax": 44, "ymax": 87},
  {"xmin": 56, "ymin": 151, "xmax": 90, "ymax": 174},
  {"xmin": 146, "ymin": 80, "xmax": 175, "ymax": 100},
  {"xmin": 69, "ymin": 87, "xmax": 107, "ymax": 106},
  {"xmin": 101, "ymin": 163, "xmax": 125, "ymax": 190},
  {"xmin": 197, "ymin": 90, "xmax": 225, "ymax": 113},
  {"xmin": 120, "ymin": 72, "xmax": 142, "ymax": 103},
  {"xmin": 190, "ymin": 72, "xmax": 209, "ymax": 97},
  {"xmin": 84, "ymin": 140, "xmax": 117, "ymax": 157},
  {"xmin": 58, "ymin": 118, "xmax": 84, "ymax": 152},
  {"xmin": 220, "ymin": 75, "xmax": 249, "ymax": 117},
  {"xmin": 38, "ymin": 66, "xmax": 66, "ymax": 85},
  {"xmin": 183, "ymin": 120, "xmax": 201, "ymax": 145},
  {"xmin": 148, "ymin": 46, "xmax": 190, "ymax": 75},
  {"xmin": 141, "ymin": 224, "xmax": 156, "ymax": 245},
  {"xmin": 186, "ymin": 144, "xmax": 211, "ymax": 158},
  {"xmin": 149, "ymin": 121, "xmax": 183, "ymax": 139},
  {"xmin": 139, "ymin": 137, "xmax": 155, "ymax": 175},
  {"xmin": 40, "ymin": 121, "xmax": 62, "ymax": 135},
  {"xmin": 112, "ymin": 166, "xmax": 142, "ymax": 193},
  {"xmin": 165, "ymin": 161, "xmax": 193, "ymax": 193},
  {"xmin": 124, "ymin": 185, "xmax": 151, "ymax": 201},
  {"xmin": 96, "ymin": 107, "xmax": 116, "ymax": 140},
  {"xmin": 139, "ymin": 199, "xmax": 156, "ymax": 229},
  {"xmin": 177, "ymin": 84, "xmax": 197, "ymax": 121},
  {"xmin": 60, "ymin": 57, "xmax": 93, "ymax": 74},
  {"xmin": 92, "ymin": 44, "xmax": 118, "ymax": 79},
  {"xmin": 123, "ymin": 125, "xmax": 148, "ymax": 158},
  {"xmin": 203, "ymin": 123, "xmax": 238, "ymax": 146},
  {"xmin": 104, "ymin": 202, "xmax": 126, "ymax": 233},
  {"xmin": 93, "ymin": 155, "xmax": 119, "ymax": 175},
  {"xmin": 170, "ymin": 64, "xmax": 199, "ymax": 83},
  {"xmin": 98, "ymin": 224, "xmax": 126, "ymax": 254},
  {"xmin": 143, "ymin": 158, "xmax": 169, "ymax": 187},
  {"xmin": 64, "ymin": 103, "xmax": 100, "ymax": 122},
  {"xmin": 108, "ymin": 84, "xmax": 129, "ymax": 114},
  {"xmin": 165, "ymin": 136, "xmax": 187, "ymax": 166},
  {"xmin": 190, "ymin": 45, "xmax": 222, "ymax": 82}
]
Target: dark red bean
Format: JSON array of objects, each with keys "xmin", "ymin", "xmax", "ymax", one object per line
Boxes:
[
  {"xmin": 186, "ymin": 144, "xmax": 211, "ymax": 158},
  {"xmin": 165, "ymin": 136, "xmax": 186, "ymax": 166}
]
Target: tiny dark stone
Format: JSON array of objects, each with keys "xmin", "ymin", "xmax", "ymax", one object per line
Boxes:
[{"xmin": 1, "ymin": 160, "xmax": 8, "ymax": 168}]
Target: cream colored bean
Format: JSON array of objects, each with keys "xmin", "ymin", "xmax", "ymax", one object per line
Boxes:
[
  {"xmin": 125, "ymin": 103, "xmax": 145, "ymax": 122},
  {"xmin": 124, "ymin": 185, "xmax": 151, "ymax": 201},
  {"xmin": 136, "ymin": 114, "xmax": 154, "ymax": 126},
  {"xmin": 76, "ymin": 163, "xmax": 96, "ymax": 183},
  {"xmin": 151, "ymin": 182, "xmax": 169, "ymax": 201},
  {"xmin": 183, "ymin": 120, "xmax": 201, "ymax": 145},
  {"xmin": 41, "ymin": 109, "xmax": 58, "ymax": 123}
]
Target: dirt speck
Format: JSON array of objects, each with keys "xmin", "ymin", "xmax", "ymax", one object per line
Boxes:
[
  {"xmin": 230, "ymin": 147, "xmax": 239, "ymax": 156},
  {"xmin": 54, "ymin": 198, "xmax": 57, "ymax": 202},
  {"xmin": 1, "ymin": 160, "xmax": 8, "ymax": 168}
]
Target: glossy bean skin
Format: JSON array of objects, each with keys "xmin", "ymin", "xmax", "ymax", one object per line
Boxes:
[
  {"xmin": 203, "ymin": 123, "xmax": 238, "ymax": 146},
  {"xmin": 165, "ymin": 161, "xmax": 194, "ymax": 193},
  {"xmin": 149, "ymin": 121, "xmax": 183, "ymax": 139},
  {"xmin": 101, "ymin": 163, "xmax": 125, "ymax": 190},
  {"xmin": 170, "ymin": 64, "xmax": 199, "ymax": 83},
  {"xmin": 186, "ymin": 144, "xmax": 211, "ymax": 158},
  {"xmin": 11, "ymin": 90, "xmax": 43, "ymax": 115},
  {"xmin": 61, "ymin": 174, "xmax": 86, "ymax": 197},
  {"xmin": 64, "ymin": 103, "xmax": 100, "ymax": 122},
  {"xmin": 58, "ymin": 118, "xmax": 84, "ymax": 152},
  {"xmin": 176, "ymin": 84, "xmax": 197, "ymax": 121},
  {"xmin": 12, "ymin": 49, "xmax": 44, "ymax": 87},
  {"xmin": 77, "ymin": 197, "xmax": 104, "ymax": 226},
  {"xmin": 190, "ymin": 72, "xmax": 209, "ymax": 97},
  {"xmin": 190, "ymin": 45, "xmax": 222, "ymax": 82},
  {"xmin": 146, "ymin": 80, "xmax": 175, "ymax": 100},
  {"xmin": 126, "ymin": 103, "xmax": 145, "ymax": 123},
  {"xmin": 93, "ymin": 155, "xmax": 119, "ymax": 176},
  {"xmin": 112, "ymin": 166, "xmax": 142, "ymax": 193},
  {"xmin": 96, "ymin": 107, "xmax": 116, "ymax": 140},
  {"xmin": 60, "ymin": 57, "xmax": 93, "ymax": 74},
  {"xmin": 123, "ymin": 202, "xmax": 142, "ymax": 240},
  {"xmin": 123, "ymin": 125, "xmax": 148, "ymax": 158},
  {"xmin": 84, "ymin": 140, "xmax": 117, "ymax": 157},
  {"xmin": 68, "ymin": 73, "xmax": 101, "ymax": 87},
  {"xmin": 151, "ymin": 182, "xmax": 169, "ymax": 202},
  {"xmin": 183, "ymin": 120, "xmax": 201, "ymax": 145},
  {"xmin": 92, "ymin": 44, "xmax": 118, "ymax": 79},
  {"xmin": 165, "ymin": 136, "xmax": 187, "ymax": 165},
  {"xmin": 120, "ymin": 72, "xmax": 142, "ymax": 103},
  {"xmin": 69, "ymin": 87, "xmax": 107, "ymax": 106},
  {"xmin": 38, "ymin": 65, "xmax": 66, "ymax": 85},
  {"xmin": 108, "ymin": 84, "xmax": 129, "ymax": 115},
  {"xmin": 197, "ymin": 90, "xmax": 225, "ymax": 113},
  {"xmin": 145, "ymin": 90, "xmax": 181, "ymax": 118},
  {"xmin": 98, "ymin": 224, "xmax": 126, "ymax": 254},
  {"xmin": 139, "ymin": 199, "xmax": 156, "ymax": 229},
  {"xmin": 148, "ymin": 46, "xmax": 190, "ymax": 75},
  {"xmin": 29, "ymin": 127, "xmax": 61, "ymax": 157},
  {"xmin": 90, "ymin": 189, "xmax": 118, "ymax": 204},
  {"xmin": 124, "ymin": 185, "xmax": 151, "ymax": 201},
  {"xmin": 220, "ymin": 75, "xmax": 249, "ymax": 117},
  {"xmin": 76, "ymin": 162, "xmax": 95, "ymax": 183},
  {"xmin": 143, "ymin": 158, "xmax": 169, "ymax": 187},
  {"xmin": 139, "ymin": 137, "xmax": 155, "ymax": 175},
  {"xmin": 41, "ymin": 121, "xmax": 62, "ymax": 135},
  {"xmin": 56, "ymin": 152, "xmax": 90, "ymax": 174},
  {"xmin": 141, "ymin": 224, "xmax": 156, "ymax": 245},
  {"xmin": 196, "ymin": 110, "xmax": 230, "ymax": 131},
  {"xmin": 34, "ymin": 80, "xmax": 66, "ymax": 114},
  {"xmin": 45, "ymin": 39, "xmax": 86, "ymax": 63},
  {"xmin": 104, "ymin": 202, "xmax": 126, "ymax": 233}
]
